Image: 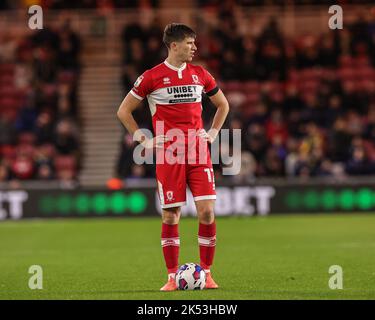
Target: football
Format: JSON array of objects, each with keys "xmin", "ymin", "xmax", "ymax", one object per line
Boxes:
[{"xmin": 176, "ymin": 263, "xmax": 206, "ymax": 290}]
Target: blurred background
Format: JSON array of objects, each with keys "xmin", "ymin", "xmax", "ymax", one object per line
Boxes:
[{"xmin": 0, "ymin": 0, "xmax": 375, "ymax": 218}]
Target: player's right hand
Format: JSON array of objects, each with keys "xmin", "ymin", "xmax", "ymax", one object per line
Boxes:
[{"xmin": 141, "ymin": 135, "xmax": 170, "ymax": 149}]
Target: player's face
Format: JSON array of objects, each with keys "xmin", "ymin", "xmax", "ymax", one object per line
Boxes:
[{"xmin": 175, "ymin": 37, "xmax": 197, "ymax": 62}]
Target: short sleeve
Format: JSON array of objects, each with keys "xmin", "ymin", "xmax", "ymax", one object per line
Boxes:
[
  {"xmin": 130, "ymin": 70, "xmax": 153, "ymax": 100},
  {"xmin": 202, "ymin": 68, "xmax": 219, "ymax": 96}
]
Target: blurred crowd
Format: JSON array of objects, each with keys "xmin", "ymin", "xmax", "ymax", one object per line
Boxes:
[
  {"xmin": 1, "ymin": 2, "xmax": 375, "ymax": 186},
  {"xmin": 198, "ymin": 0, "xmax": 374, "ymax": 7},
  {"xmin": 117, "ymin": 12, "xmax": 375, "ymax": 182},
  {"xmin": 0, "ymin": 20, "xmax": 81, "ymax": 187},
  {"xmin": 1, "ymin": 0, "xmax": 373, "ymax": 10},
  {"xmin": 0, "ymin": 0, "xmax": 160, "ymax": 11}
]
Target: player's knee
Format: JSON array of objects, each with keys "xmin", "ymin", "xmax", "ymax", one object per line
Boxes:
[
  {"xmin": 198, "ymin": 207, "xmax": 215, "ymax": 224},
  {"xmin": 163, "ymin": 215, "xmax": 179, "ymax": 224},
  {"xmin": 162, "ymin": 207, "xmax": 181, "ymax": 224}
]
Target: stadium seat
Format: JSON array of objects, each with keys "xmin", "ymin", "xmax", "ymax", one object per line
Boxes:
[
  {"xmin": 55, "ymin": 155, "xmax": 77, "ymax": 180},
  {"xmin": 54, "ymin": 155, "xmax": 77, "ymax": 172},
  {"xmin": 363, "ymin": 140, "xmax": 375, "ymax": 161},
  {"xmin": 245, "ymin": 92, "xmax": 260, "ymax": 104},
  {"xmin": 288, "ymin": 70, "xmax": 299, "ymax": 82},
  {"xmin": 354, "ymin": 56, "xmax": 371, "ymax": 67},
  {"xmin": 338, "ymin": 68, "xmax": 357, "ymax": 81},
  {"xmin": 299, "ymin": 68, "xmax": 321, "ymax": 81},
  {"xmin": 16, "ymin": 144, "xmax": 35, "ymax": 158},
  {"xmin": 0, "ymin": 75, "xmax": 14, "ymax": 86},
  {"xmin": 0, "ymin": 145, "xmax": 16, "ymax": 160},
  {"xmin": 339, "ymin": 55, "xmax": 356, "ymax": 68},
  {"xmin": 0, "ymin": 107, "xmax": 18, "ymax": 121},
  {"xmin": 0, "ymin": 63, "xmax": 15, "ymax": 76},
  {"xmin": 38, "ymin": 144, "xmax": 56, "ymax": 158},
  {"xmin": 18, "ymin": 132, "xmax": 36, "ymax": 145},
  {"xmin": 0, "ymin": 86, "xmax": 19, "ymax": 99},
  {"xmin": 0, "ymin": 97, "xmax": 19, "ymax": 107},
  {"xmin": 356, "ymin": 67, "xmax": 374, "ymax": 79},
  {"xmin": 299, "ymin": 80, "xmax": 319, "ymax": 95},
  {"xmin": 224, "ymin": 81, "xmax": 243, "ymax": 91},
  {"xmin": 244, "ymin": 81, "xmax": 260, "ymax": 93}
]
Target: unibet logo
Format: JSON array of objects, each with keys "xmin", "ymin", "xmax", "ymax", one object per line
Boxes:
[
  {"xmin": 285, "ymin": 188, "xmax": 375, "ymax": 211},
  {"xmin": 39, "ymin": 192, "xmax": 147, "ymax": 216},
  {"xmin": 0, "ymin": 191, "xmax": 28, "ymax": 220},
  {"xmin": 156, "ymin": 186, "xmax": 276, "ymax": 216}
]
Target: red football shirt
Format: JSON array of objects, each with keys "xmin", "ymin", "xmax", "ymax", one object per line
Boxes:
[{"xmin": 130, "ymin": 60, "xmax": 219, "ymax": 136}]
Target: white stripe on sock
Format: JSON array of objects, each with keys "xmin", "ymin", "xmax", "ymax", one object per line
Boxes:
[
  {"xmin": 198, "ymin": 236, "xmax": 216, "ymax": 246},
  {"xmin": 161, "ymin": 238, "xmax": 180, "ymax": 247}
]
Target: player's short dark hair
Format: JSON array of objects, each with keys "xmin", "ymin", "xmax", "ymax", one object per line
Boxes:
[{"xmin": 163, "ymin": 23, "xmax": 196, "ymax": 49}]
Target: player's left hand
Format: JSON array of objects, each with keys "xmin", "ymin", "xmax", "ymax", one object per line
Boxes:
[{"xmin": 197, "ymin": 128, "xmax": 218, "ymax": 143}]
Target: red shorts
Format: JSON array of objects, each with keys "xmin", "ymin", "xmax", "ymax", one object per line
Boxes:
[{"xmin": 156, "ymin": 149, "xmax": 216, "ymax": 209}]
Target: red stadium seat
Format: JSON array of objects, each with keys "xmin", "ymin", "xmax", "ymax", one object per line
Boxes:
[
  {"xmin": 37, "ymin": 144, "xmax": 56, "ymax": 158},
  {"xmin": 356, "ymin": 67, "xmax": 374, "ymax": 80},
  {"xmin": 0, "ymin": 107, "xmax": 18, "ymax": 121},
  {"xmin": 0, "ymin": 63, "xmax": 15, "ymax": 76},
  {"xmin": 299, "ymin": 80, "xmax": 320, "ymax": 94},
  {"xmin": 16, "ymin": 144, "xmax": 35, "ymax": 158},
  {"xmin": 224, "ymin": 81, "xmax": 243, "ymax": 92},
  {"xmin": 299, "ymin": 68, "xmax": 321, "ymax": 81},
  {"xmin": 54, "ymin": 155, "xmax": 77, "ymax": 171},
  {"xmin": 0, "ymin": 97, "xmax": 21, "ymax": 112},
  {"xmin": 338, "ymin": 68, "xmax": 357, "ymax": 81},
  {"xmin": 354, "ymin": 56, "xmax": 371, "ymax": 67},
  {"xmin": 18, "ymin": 132, "xmax": 36, "ymax": 145},
  {"xmin": 363, "ymin": 140, "xmax": 375, "ymax": 161},
  {"xmin": 58, "ymin": 71, "xmax": 76, "ymax": 84},
  {"xmin": 245, "ymin": 92, "xmax": 260, "ymax": 104},
  {"xmin": 339, "ymin": 55, "xmax": 354, "ymax": 67},
  {"xmin": 244, "ymin": 81, "xmax": 260, "ymax": 93},
  {"xmin": 261, "ymin": 81, "xmax": 283, "ymax": 95},
  {"xmin": 0, "ymin": 86, "xmax": 19, "ymax": 99},
  {"xmin": 55, "ymin": 155, "xmax": 77, "ymax": 180},
  {"xmin": 288, "ymin": 69, "xmax": 299, "ymax": 82},
  {"xmin": 0, "ymin": 145, "xmax": 16, "ymax": 160},
  {"xmin": 0, "ymin": 75, "xmax": 14, "ymax": 86}
]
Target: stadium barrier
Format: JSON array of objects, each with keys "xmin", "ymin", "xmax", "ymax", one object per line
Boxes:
[{"xmin": 0, "ymin": 181, "xmax": 374, "ymax": 220}]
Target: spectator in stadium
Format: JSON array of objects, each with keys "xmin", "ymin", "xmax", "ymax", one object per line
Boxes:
[
  {"xmin": 57, "ymin": 19, "xmax": 81, "ymax": 71},
  {"xmin": 11, "ymin": 154, "xmax": 35, "ymax": 180},
  {"xmin": 14, "ymin": 102, "xmax": 38, "ymax": 133},
  {"xmin": 0, "ymin": 163, "xmax": 11, "ymax": 182},
  {"xmin": 36, "ymin": 163, "xmax": 55, "ymax": 180},
  {"xmin": 116, "ymin": 132, "xmax": 137, "ymax": 178},
  {"xmin": 0, "ymin": 32, "xmax": 18, "ymax": 62},
  {"xmin": 53, "ymin": 119, "xmax": 80, "ymax": 157},
  {"xmin": 364, "ymin": 105, "xmax": 375, "ymax": 142},
  {"xmin": 265, "ymin": 109, "xmax": 288, "ymax": 145},
  {"xmin": 34, "ymin": 112, "xmax": 55, "ymax": 145},
  {"xmin": 34, "ymin": 144, "xmax": 55, "ymax": 173},
  {"xmin": 346, "ymin": 145, "xmax": 375, "ymax": 175},
  {"xmin": 327, "ymin": 117, "xmax": 352, "ymax": 163},
  {"xmin": 0, "ymin": 113, "xmax": 17, "ymax": 146},
  {"xmin": 244, "ymin": 123, "xmax": 268, "ymax": 166}
]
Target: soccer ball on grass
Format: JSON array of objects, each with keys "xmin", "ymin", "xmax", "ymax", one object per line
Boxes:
[{"xmin": 176, "ymin": 263, "xmax": 206, "ymax": 290}]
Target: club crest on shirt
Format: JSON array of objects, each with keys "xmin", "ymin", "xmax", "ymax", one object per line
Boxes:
[
  {"xmin": 192, "ymin": 75, "xmax": 199, "ymax": 84},
  {"xmin": 134, "ymin": 75, "xmax": 144, "ymax": 87},
  {"xmin": 166, "ymin": 191, "xmax": 174, "ymax": 201}
]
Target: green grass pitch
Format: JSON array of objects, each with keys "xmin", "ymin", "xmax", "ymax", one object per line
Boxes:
[{"xmin": 0, "ymin": 214, "xmax": 374, "ymax": 300}]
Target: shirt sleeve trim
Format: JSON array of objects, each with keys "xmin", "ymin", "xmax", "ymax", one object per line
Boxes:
[
  {"xmin": 130, "ymin": 90, "xmax": 144, "ymax": 100},
  {"xmin": 206, "ymin": 86, "xmax": 219, "ymax": 97}
]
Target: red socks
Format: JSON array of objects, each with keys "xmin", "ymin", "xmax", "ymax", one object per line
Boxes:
[
  {"xmin": 161, "ymin": 223, "xmax": 179, "ymax": 274},
  {"xmin": 198, "ymin": 222, "xmax": 216, "ymax": 271},
  {"xmin": 161, "ymin": 222, "xmax": 217, "ymax": 275}
]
